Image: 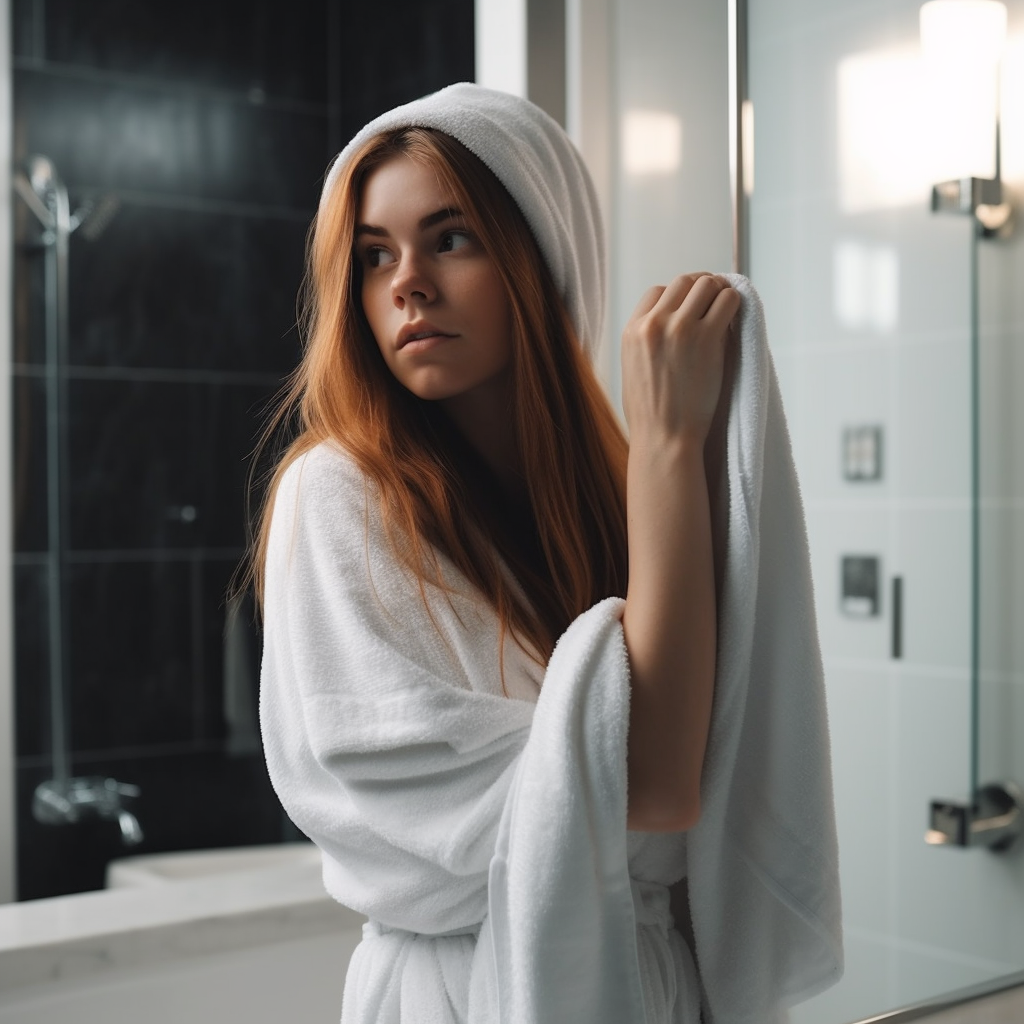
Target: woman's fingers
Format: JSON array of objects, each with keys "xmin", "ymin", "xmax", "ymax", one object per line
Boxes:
[
  {"xmin": 632, "ymin": 273, "xmax": 736, "ymax": 326},
  {"xmin": 698, "ymin": 282, "xmax": 742, "ymax": 331},
  {"xmin": 630, "ymin": 284, "xmax": 668, "ymax": 320},
  {"xmin": 620, "ymin": 271, "xmax": 741, "ymax": 447},
  {"xmin": 660, "ymin": 273, "xmax": 732, "ymax": 320}
]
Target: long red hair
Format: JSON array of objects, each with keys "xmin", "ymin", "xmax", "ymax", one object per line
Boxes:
[{"xmin": 248, "ymin": 127, "xmax": 628, "ymax": 666}]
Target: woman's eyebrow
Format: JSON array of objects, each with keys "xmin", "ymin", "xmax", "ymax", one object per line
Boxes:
[
  {"xmin": 354, "ymin": 207, "xmax": 463, "ymax": 239},
  {"xmin": 419, "ymin": 207, "xmax": 463, "ymax": 230}
]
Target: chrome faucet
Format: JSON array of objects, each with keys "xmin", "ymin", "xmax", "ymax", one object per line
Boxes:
[{"xmin": 33, "ymin": 776, "xmax": 144, "ymax": 846}]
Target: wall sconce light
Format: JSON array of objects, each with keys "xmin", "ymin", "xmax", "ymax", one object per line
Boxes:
[{"xmin": 920, "ymin": 0, "xmax": 1011, "ymax": 233}]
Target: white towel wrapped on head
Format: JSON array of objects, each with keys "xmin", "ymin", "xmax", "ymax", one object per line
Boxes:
[{"xmin": 323, "ymin": 82, "xmax": 607, "ymax": 357}]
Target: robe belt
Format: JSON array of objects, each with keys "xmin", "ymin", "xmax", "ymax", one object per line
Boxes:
[
  {"xmin": 364, "ymin": 919, "xmax": 482, "ymax": 941},
  {"xmin": 364, "ymin": 878, "xmax": 672, "ymax": 945},
  {"xmin": 630, "ymin": 877, "xmax": 673, "ymax": 935}
]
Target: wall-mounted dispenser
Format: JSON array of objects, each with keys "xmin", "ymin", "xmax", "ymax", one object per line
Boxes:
[{"xmin": 841, "ymin": 555, "xmax": 880, "ymax": 617}]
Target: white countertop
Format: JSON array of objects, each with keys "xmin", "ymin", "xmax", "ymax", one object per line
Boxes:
[{"xmin": 0, "ymin": 862, "xmax": 364, "ymax": 992}]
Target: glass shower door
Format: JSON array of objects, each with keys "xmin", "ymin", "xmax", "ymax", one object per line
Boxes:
[{"xmin": 745, "ymin": 0, "xmax": 1024, "ymax": 1019}]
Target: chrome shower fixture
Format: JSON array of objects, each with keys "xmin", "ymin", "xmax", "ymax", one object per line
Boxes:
[
  {"xmin": 927, "ymin": 781, "xmax": 1024, "ymax": 852},
  {"xmin": 13, "ymin": 154, "xmax": 141, "ymax": 848},
  {"xmin": 14, "ymin": 155, "xmax": 120, "ymax": 244},
  {"xmin": 33, "ymin": 777, "xmax": 144, "ymax": 846}
]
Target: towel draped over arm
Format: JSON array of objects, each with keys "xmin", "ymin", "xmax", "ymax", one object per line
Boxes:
[
  {"xmin": 684, "ymin": 276, "xmax": 844, "ymax": 1024},
  {"xmin": 260, "ymin": 443, "xmax": 651, "ymax": 1022}
]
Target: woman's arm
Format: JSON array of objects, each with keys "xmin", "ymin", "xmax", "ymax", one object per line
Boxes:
[{"xmin": 620, "ymin": 273, "xmax": 740, "ymax": 832}]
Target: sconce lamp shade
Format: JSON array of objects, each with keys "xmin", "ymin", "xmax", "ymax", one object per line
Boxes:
[
  {"xmin": 920, "ymin": 0, "xmax": 1007, "ymax": 182},
  {"xmin": 920, "ymin": 1, "xmax": 1007, "ymax": 66}
]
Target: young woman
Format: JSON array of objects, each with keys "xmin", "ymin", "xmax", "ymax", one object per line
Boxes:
[{"xmin": 256, "ymin": 83, "xmax": 741, "ymax": 1022}]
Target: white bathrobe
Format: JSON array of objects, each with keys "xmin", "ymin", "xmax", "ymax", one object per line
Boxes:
[
  {"xmin": 260, "ymin": 441, "xmax": 701, "ymax": 1023},
  {"xmin": 261, "ymin": 84, "xmax": 841, "ymax": 1023}
]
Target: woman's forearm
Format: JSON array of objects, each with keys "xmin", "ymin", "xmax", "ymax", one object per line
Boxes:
[
  {"xmin": 622, "ymin": 439, "xmax": 716, "ymax": 832},
  {"xmin": 618, "ymin": 273, "xmax": 738, "ymax": 833}
]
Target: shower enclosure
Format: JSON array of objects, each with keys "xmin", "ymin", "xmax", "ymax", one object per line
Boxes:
[
  {"xmin": 5, "ymin": 0, "xmax": 478, "ymax": 903},
  {"xmin": 740, "ymin": 0, "xmax": 1024, "ymax": 1018},
  {"xmin": 6, "ymin": 1, "xmax": 330, "ymax": 900}
]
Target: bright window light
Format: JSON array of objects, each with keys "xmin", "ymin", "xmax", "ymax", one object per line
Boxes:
[{"xmin": 622, "ymin": 111, "xmax": 682, "ymax": 176}]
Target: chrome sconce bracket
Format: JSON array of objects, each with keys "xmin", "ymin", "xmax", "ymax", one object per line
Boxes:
[
  {"xmin": 927, "ymin": 780, "xmax": 1024, "ymax": 852},
  {"xmin": 931, "ymin": 175, "xmax": 1014, "ymax": 237}
]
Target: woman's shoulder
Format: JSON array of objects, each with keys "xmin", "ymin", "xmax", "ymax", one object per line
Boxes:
[
  {"xmin": 279, "ymin": 439, "xmax": 380, "ymax": 508},
  {"xmin": 271, "ymin": 440, "xmax": 379, "ymax": 542},
  {"xmin": 280, "ymin": 439, "xmax": 365, "ymax": 492}
]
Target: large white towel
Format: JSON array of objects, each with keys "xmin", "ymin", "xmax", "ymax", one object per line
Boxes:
[{"xmin": 684, "ymin": 275, "xmax": 844, "ymax": 1021}]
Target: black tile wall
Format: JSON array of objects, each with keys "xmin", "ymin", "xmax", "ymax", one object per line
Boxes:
[
  {"xmin": 67, "ymin": 560, "xmax": 196, "ymax": 752},
  {"xmin": 200, "ymin": 559, "xmax": 261, "ymax": 749},
  {"xmin": 15, "ymin": 70, "xmax": 331, "ymax": 209},
  {"xmin": 67, "ymin": 204, "xmax": 305, "ymax": 373},
  {"xmin": 11, "ymin": 0, "xmax": 476, "ymax": 900},
  {"xmin": 11, "ymin": 216, "xmax": 46, "ymax": 366},
  {"xmin": 13, "ymin": 562, "xmax": 50, "ymax": 761},
  {"xmin": 34, "ymin": 0, "xmax": 330, "ymax": 104},
  {"xmin": 66, "ymin": 379, "xmax": 275, "ymax": 551},
  {"xmin": 11, "ymin": 373, "xmax": 48, "ymax": 553},
  {"xmin": 336, "ymin": 0, "xmax": 476, "ymax": 136}
]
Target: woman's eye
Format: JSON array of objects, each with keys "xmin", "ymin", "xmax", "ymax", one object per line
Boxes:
[
  {"xmin": 439, "ymin": 230, "xmax": 471, "ymax": 253},
  {"xmin": 363, "ymin": 246, "xmax": 395, "ymax": 268}
]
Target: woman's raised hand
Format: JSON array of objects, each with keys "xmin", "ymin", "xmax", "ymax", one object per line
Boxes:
[{"xmin": 621, "ymin": 273, "xmax": 740, "ymax": 450}]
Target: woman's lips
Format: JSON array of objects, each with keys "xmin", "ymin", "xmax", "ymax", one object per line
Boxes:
[{"xmin": 397, "ymin": 323, "xmax": 457, "ymax": 350}]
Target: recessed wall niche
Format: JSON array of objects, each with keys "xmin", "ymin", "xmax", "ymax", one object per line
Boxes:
[{"xmin": 842, "ymin": 425, "xmax": 884, "ymax": 482}]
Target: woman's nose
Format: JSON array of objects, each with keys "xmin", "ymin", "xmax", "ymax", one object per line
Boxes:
[{"xmin": 390, "ymin": 253, "xmax": 436, "ymax": 307}]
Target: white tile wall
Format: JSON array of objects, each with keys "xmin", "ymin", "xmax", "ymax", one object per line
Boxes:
[
  {"xmin": 894, "ymin": 341, "xmax": 971, "ymax": 501},
  {"xmin": 978, "ymin": 509, "xmax": 1024, "ymax": 686},
  {"xmin": 979, "ymin": 330, "xmax": 1024, "ymax": 504},
  {"xmin": 748, "ymin": 0, "xmax": 1024, "ymax": 1018},
  {"xmin": 608, "ymin": 0, "xmax": 732, "ymax": 415},
  {"xmin": 896, "ymin": 507, "xmax": 972, "ymax": 670},
  {"xmin": 748, "ymin": 198, "xmax": 805, "ymax": 349}
]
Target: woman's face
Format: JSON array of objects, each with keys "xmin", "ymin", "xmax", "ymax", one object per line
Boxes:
[{"xmin": 355, "ymin": 154, "xmax": 514, "ymax": 412}]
